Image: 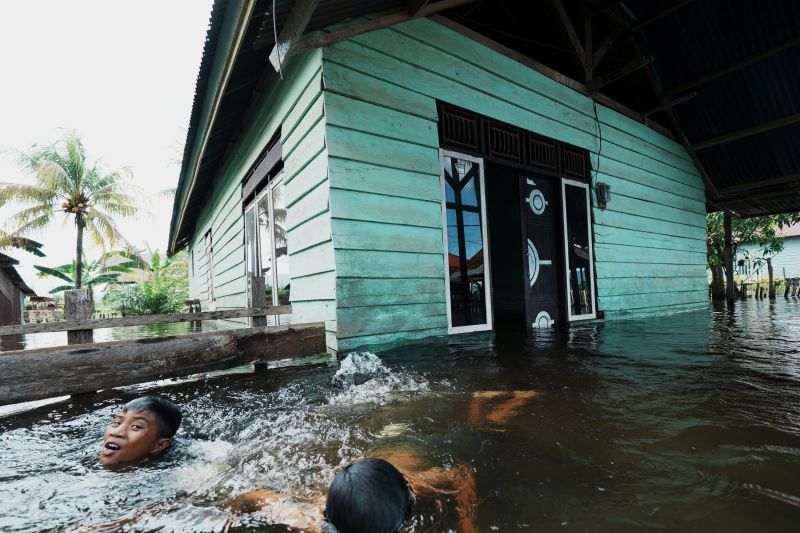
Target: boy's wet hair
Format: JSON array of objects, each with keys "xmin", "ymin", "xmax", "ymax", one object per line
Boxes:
[
  {"xmin": 324, "ymin": 458, "xmax": 412, "ymax": 533},
  {"xmin": 123, "ymin": 396, "xmax": 182, "ymax": 438}
]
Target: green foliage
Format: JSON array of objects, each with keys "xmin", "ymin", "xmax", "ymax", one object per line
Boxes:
[
  {"xmin": 706, "ymin": 212, "xmax": 800, "ymax": 268},
  {"xmin": 34, "ymin": 254, "xmax": 137, "ymax": 294},
  {"xmin": 0, "ymin": 131, "xmax": 139, "ymax": 287},
  {"xmin": 102, "ymin": 250, "xmax": 188, "ymax": 315}
]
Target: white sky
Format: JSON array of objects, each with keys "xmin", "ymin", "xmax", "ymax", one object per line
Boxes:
[{"xmin": 0, "ymin": 0, "xmax": 213, "ymax": 294}]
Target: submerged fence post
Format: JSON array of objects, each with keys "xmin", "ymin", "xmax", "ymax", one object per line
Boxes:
[
  {"xmin": 767, "ymin": 258, "xmax": 775, "ymax": 299},
  {"xmin": 64, "ymin": 289, "xmax": 92, "ymax": 345},
  {"xmin": 249, "ymin": 276, "xmax": 268, "ymax": 327}
]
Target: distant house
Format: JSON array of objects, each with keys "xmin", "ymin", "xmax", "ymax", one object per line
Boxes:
[
  {"xmin": 738, "ymin": 224, "xmax": 800, "ymax": 279},
  {"xmin": 0, "ymin": 252, "xmax": 36, "ymax": 326}
]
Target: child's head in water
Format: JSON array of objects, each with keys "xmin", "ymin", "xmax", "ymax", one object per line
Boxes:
[
  {"xmin": 324, "ymin": 458, "xmax": 413, "ymax": 533},
  {"xmin": 99, "ymin": 396, "xmax": 182, "ymax": 465}
]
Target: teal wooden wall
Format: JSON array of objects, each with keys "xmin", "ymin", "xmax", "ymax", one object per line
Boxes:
[
  {"xmin": 322, "ymin": 17, "xmax": 708, "ymax": 350},
  {"xmin": 188, "ymin": 50, "xmax": 338, "ymax": 347}
]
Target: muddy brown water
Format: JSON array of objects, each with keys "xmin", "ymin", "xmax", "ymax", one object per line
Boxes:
[{"xmin": 1, "ymin": 300, "xmax": 799, "ymax": 532}]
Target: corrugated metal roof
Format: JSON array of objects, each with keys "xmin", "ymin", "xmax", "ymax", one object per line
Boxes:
[
  {"xmin": 626, "ymin": 0, "xmax": 800, "ymax": 215},
  {"xmin": 170, "ymin": 0, "xmax": 800, "ymax": 252},
  {"xmin": 0, "ymin": 253, "xmax": 36, "ymax": 297}
]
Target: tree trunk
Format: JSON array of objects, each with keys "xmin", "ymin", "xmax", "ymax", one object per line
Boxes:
[
  {"xmin": 75, "ymin": 215, "xmax": 84, "ymax": 289},
  {"xmin": 767, "ymin": 258, "xmax": 775, "ymax": 299},
  {"xmin": 724, "ymin": 212, "xmax": 735, "ymax": 304},
  {"xmin": 710, "ymin": 264, "xmax": 726, "ymax": 300}
]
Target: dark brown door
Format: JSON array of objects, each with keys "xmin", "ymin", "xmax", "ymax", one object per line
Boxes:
[{"xmin": 519, "ymin": 176, "xmax": 559, "ymax": 329}]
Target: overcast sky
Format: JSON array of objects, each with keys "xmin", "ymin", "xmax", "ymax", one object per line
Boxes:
[{"xmin": 0, "ymin": 0, "xmax": 213, "ymax": 294}]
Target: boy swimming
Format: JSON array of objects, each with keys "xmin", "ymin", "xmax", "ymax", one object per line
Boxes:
[{"xmin": 99, "ymin": 396, "xmax": 182, "ymax": 465}]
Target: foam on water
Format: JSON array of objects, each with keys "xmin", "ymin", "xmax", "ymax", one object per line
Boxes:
[{"xmin": 328, "ymin": 352, "xmax": 431, "ymax": 406}]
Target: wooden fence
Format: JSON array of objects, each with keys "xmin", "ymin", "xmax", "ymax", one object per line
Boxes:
[{"xmin": 0, "ymin": 277, "xmax": 326, "ymax": 406}]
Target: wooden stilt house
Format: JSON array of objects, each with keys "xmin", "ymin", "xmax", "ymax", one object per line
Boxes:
[{"xmin": 169, "ymin": 0, "xmax": 800, "ymax": 353}]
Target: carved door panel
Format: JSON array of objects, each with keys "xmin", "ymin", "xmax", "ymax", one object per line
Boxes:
[{"xmin": 519, "ymin": 176, "xmax": 559, "ymax": 329}]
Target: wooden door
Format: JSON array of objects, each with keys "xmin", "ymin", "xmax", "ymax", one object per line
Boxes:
[{"xmin": 519, "ymin": 176, "xmax": 559, "ymax": 329}]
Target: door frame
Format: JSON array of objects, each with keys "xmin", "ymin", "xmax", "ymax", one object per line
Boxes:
[
  {"xmin": 439, "ymin": 148, "xmax": 495, "ymax": 334},
  {"xmin": 561, "ymin": 178, "xmax": 597, "ymax": 321}
]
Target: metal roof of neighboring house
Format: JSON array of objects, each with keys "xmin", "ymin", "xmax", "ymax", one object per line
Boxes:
[
  {"xmin": 0, "ymin": 252, "xmax": 36, "ymax": 297},
  {"xmin": 169, "ymin": 0, "xmax": 800, "ymax": 254}
]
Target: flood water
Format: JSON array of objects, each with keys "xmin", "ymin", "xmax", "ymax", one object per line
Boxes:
[{"xmin": 2, "ymin": 299, "xmax": 800, "ymax": 532}]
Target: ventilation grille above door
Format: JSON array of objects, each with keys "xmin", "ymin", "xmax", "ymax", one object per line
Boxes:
[
  {"xmin": 440, "ymin": 107, "xmax": 480, "ymax": 152},
  {"xmin": 488, "ymin": 123, "xmax": 522, "ymax": 162},
  {"xmin": 528, "ymin": 136, "xmax": 557, "ymax": 171},
  {"xmin": 563, "ymin": 148, "xmax": 588, "ymax": 178},
  {"xmin": 437, "ymin": 102, "xmax": 591, "ymax": 180}
]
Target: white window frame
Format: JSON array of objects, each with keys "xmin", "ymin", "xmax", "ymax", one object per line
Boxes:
[
  {"xmin": 204, "ymin": 231, "xmax": 215, "ymax": 310},
  {"xmin": 561, "ymin": 178, "xmax": 597, "ymax": 321},
  {"xmin": 243, "ymin": 172, "xmax": 285, "ymax": 308},
  {"xmin": 439, "ymin": 149, "xmax": 494, "ymax": 334}
]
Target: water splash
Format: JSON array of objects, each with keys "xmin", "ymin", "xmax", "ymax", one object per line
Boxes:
[{"xmin": 328, "ymin": 352, "xmax": 430, "ymax": 406}]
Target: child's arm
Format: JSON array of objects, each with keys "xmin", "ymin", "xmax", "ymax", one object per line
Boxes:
[{"xmin": 230, "ymin": 488, "xmax": 324, "ymax": 532}]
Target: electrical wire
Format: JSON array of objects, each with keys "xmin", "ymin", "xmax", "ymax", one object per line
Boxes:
[
  {"xmin": 272, "ymin": 0, "xmax": 283, "ymax": 80},
  {"xmin": 592, "ymin": 98, "xmax": 602, "ymax": 184}
]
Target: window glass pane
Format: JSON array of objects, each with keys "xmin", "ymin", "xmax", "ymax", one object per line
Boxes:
[
  {"xmin": 271, "ymin": 179, "xmax": 290, "ymax": 305},
  {"xmin": 445, "ymin": 181, "xmax": 455, "ymax": 204},
  {"xmin": 244, "ymin": 207, "xmax": 257, "ymax": 277},
  {"xmin": 460, "ymin": 177, "xmax": 478, "ymax": 207},
  {"xmin": 564, "ymin": 183, "xmax": 594, "ymax": 317},
  {"xmin": 443, "ymin": 155, "xmax": 488, "ymax": 328},
  {"xmin": 257, "ymin": 193, "xmax": 273, "ymax": 303}
]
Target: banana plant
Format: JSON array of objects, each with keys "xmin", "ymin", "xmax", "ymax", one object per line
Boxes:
[{"xmin": 34, "ymin": 253, "xmax": 138, "ymax": 294}]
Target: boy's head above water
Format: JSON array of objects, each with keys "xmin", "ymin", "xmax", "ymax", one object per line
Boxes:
[{"xmin": 99, "ymin": 396, "xmax": 182, "ymax": 466}]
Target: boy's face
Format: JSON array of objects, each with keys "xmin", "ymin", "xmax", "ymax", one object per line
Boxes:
[{"xmin": 99, "ymin": 409, "xmax": 172, "ymax": 465}]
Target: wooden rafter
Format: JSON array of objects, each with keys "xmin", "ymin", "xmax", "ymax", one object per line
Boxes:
[
  {"xmin": 407, "ymin": 0, "xmax": 431, "ymax": 16},
  {"xmin": 665, "ymin": 34, "xmax": 800, "ymax": 96},
  {"xmin": 644, "ymin": 91, "xmax": 696, "ymax": 117},
  {"xmin": 716, "ymin": 173, "xmax": 800, "ymax": 196},
  {"xmin": 287, "ymin": 0, "xmax": 477, "ymax": 56},
  {"xmin": 630, "ymin": 0, "xmax": 693, "ymax": 31},
  {"xmin": 693, "ymin": 112, "xmax": 800, "ymax": 151},
  {"xmin": 551, "ymin": 0, "xmax": 585, "ymax": 68},
  {"xmin": 584, "ymin": 8, "xmax": 593, "ymax": 82},
  {"xmin": 587, "ymin": 56, "xmax": 653, "ymax": 92},
  {"xmin": 624, "ymin": 33, "xmax": 720, "ymax": 199},
  {"xmin": 269, "ymin": 0, "xmax": 320, "ymax": 72},
  {"xmin": 592, "ymin": 27, "xmax": 621, "ymax": 68}
]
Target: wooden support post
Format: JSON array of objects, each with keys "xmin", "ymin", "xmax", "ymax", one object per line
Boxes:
[
  {"xmin": 723, "ymin": 212, "xmax": 735, "ymax": 305},
  {"xmin": 767, "ymin": 258, "xmax": 775, "ymax": 299},
  {"xmin": 740, "ymin": 281, "xmax": 746, "ymax": 300},
  {"xmin": 64, "ymin": 289, "xmax": 92, "ymax": 345},
  {"xmin": 250, "ymin": 275, "xmax": 268, "ymax": 327}
]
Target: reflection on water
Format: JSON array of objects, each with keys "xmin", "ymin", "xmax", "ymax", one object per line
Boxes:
[
  {"xmin": 2, "ymin": 300, "xmax": 800, "ymax": 531},
  {"xmin": 0, "ymin": 320, "xmax": 245, "ymax": 351}
]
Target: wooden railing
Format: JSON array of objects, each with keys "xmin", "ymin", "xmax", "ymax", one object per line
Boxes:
[
  {"xmin": 0, "ymin": 277, "xmax": 326, "ymax": 406},
  {"xmin": 0, "ymin": 306, "xmax": 292, "ymax": 336}
]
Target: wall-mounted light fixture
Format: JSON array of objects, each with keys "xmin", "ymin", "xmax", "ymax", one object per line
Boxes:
[{"xmin": 595, "ymin": 182, "xmax": 611, "ymax": 209}]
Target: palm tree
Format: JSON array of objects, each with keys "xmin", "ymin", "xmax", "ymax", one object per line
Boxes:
[
  {"xmin": 117, "ymin": 245, "xmax": 187, "ymax": 281},
  {"xmin": 0, "ymin": 131, "xmax": 138, "ymax": 289}
]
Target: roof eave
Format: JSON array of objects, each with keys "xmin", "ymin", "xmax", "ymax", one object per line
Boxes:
[{"xmin": 168, "ymin": 0, "xmax": 257, "ymax": 256}]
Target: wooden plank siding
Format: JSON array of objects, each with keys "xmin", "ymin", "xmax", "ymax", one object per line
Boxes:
[
  {"xmin": 322, "ymin": 17, "xmax": 707, "ymax": 350},
  {"xmin": 187, "ymin": 50, "xmax": 338, "ymax": 348}
]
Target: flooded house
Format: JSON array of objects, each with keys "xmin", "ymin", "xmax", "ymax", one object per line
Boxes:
[{"xmin": 168, "ymin": 0, "xmax": 800, "ymax": 353}]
